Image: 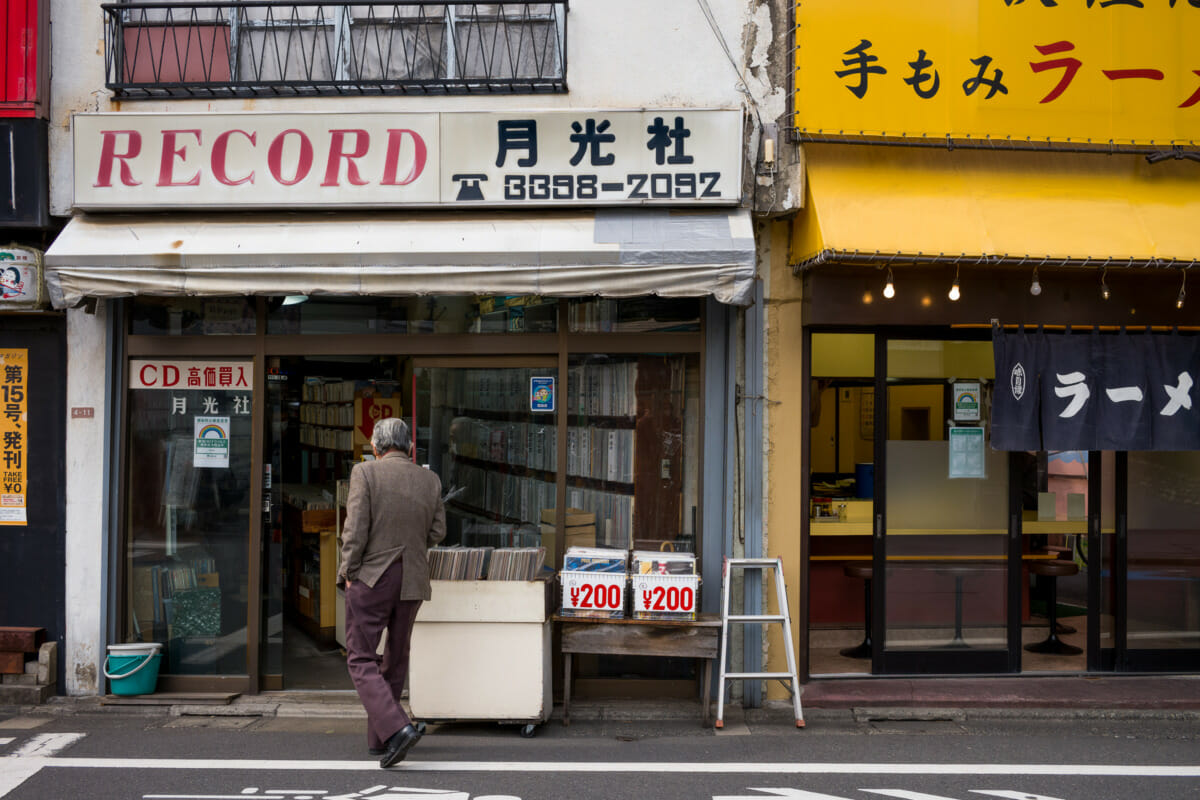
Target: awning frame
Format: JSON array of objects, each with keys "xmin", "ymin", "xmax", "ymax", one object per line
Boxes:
[{"xmin": 44, "ymin": 208, "xmax": 757, "ymax": 309}]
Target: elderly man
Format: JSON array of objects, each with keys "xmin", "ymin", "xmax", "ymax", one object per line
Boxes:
[{"xmin": 338, "ymin": 416, "xmax": 445, "ymax": 768}]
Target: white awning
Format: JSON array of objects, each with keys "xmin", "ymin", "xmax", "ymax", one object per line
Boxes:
[{"xmin": 44, "ymin": 208, "xmax": 756, "ymax": 309}]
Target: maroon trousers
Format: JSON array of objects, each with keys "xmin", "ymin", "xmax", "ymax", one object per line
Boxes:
[{"xmin": 344, "ymin": 560, "xmax": 422, "ymax": 749}]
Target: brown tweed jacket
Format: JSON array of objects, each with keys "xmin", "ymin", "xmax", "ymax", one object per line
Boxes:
[{"xmin": 337, "ymin": 451, "xmax": 446, "ymax": 597}]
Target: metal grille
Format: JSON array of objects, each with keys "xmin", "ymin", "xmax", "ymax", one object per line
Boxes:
[{"xmin": 102, "ymin": 1, "xmax": 568, "ymax": 98}]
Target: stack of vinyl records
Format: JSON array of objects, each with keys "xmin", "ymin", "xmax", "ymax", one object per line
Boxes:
[
  {"xmin": 428, "ymin": 546, "xmax": 491, "ymax": 580},
  {"xmin": 485, "ymin": 547, "xmax": 547, "ymax": 581},
  {"xmin": 560, "ymin": 546, "xmax": 628, "ymax": 619}
]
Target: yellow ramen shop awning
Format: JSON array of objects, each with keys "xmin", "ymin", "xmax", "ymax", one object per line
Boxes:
[{"xmin": 792, "ymin": 144, "xmax": 1200, "ymax": 272}]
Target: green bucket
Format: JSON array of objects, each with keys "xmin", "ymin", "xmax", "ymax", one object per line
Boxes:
[{"xmin": 104, "ymin": 643, "xmax": 162, "ymax": 696}]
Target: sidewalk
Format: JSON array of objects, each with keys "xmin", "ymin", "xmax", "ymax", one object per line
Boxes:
[{"xmin": 8, "ymin": 673, "xmax": 1200, "ymax": 724}]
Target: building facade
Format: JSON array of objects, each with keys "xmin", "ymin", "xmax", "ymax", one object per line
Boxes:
[
  {"xmin": 762, "ymin": 0, "xmax": 1200, "ymax": 692},
  {"xmin": 0, "ymin": 0, "xmax": 65, "ymax": 699},
  {"xmin": 45, "ymin": 0, "xmax": 799, "ymax": 699}
]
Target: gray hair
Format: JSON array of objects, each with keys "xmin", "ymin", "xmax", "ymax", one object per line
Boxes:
[{"xmin": 372, "ymin": 416, "xmax": 411, "ymax": 455}]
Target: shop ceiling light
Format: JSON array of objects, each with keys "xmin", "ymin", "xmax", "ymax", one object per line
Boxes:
[
  {"xmin": 282, "ymin": 295, "xmax": 309, "ymax": 306},
  {"xmin": 1029, "ymin": 266, "xmax": 1042, "ymax": 296},
  {"xmin": 948, "ymin": 265, "xmax": 961, "ymax": 302},
  {"xmin": 1177, "ymin": 269, "xmax": 1187, "ymax": 310},
  {"xmin": 882, "ymin": 267, "xmax": 895, "ymax": 299},
  {"xmin": 1101, "ymin": 265, "xmax": 1110, "ymax": 300}
]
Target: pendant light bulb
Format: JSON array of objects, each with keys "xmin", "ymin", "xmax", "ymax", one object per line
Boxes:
[
  {"xmin": 883, "ymin": 267, "xmax": 895, "ymax": 299},
  {"xmin": 948, "ymin": 266, "xmax": 961, "ymax": 301},
  {"xmin": 1178, "ymin": 268, "xmax": 1188, "ymax": 310},
  {"xmin": 1102, "ymin": 284, "xmax": 1111, "ymax": 300},
  {"xmin": 1029, "ymin": 267, "xmax": 1042, "ymax": 296}
]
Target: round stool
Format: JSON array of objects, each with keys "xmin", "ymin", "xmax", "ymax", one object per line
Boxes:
[
  {"xmin": 1025, "ymin": 559, "xmax": 1082, "ymax": 655},
  {"xmin": 839, "ymin": 563, "xmax": 873, "ymax": 659}
]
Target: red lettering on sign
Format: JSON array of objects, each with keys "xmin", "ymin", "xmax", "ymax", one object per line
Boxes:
[
  {"xmin": 156, "ymin": 130, "xmax": 203, "ymax": 187},
  {"xmin": 211, "ymin": 130, "xmax": 257, "ymax": 186},
  {"xmin": 162, "ymin": 365, "xmax": 180, "ymax": 387},
  {"xmin": 381, "ymin": 129, "xmax": 428, "ymax": 186},
  {"xmin": 322, "ymin": 129, "xmax": 371, "ymax": 187},
  {"xmin": 139, "ymin": 364, "xmax": 158, "ymax": 386},
  {"xmin": 94, "ymin": 131, "xmax": 143, "ymax": 187},
  {"xmin": 267, "ymin": 129, "xmax": 314, "ymax": 186}
]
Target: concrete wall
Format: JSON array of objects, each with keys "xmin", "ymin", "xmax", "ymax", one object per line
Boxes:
[{"xmin": 762, "ymin": 216, "xmax": 804, "ymax": 699}]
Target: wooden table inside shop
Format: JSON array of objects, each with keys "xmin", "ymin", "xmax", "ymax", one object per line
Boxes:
[{"xmin": 553, "ymin": 613, "xmax": 722, "ymax": 727}]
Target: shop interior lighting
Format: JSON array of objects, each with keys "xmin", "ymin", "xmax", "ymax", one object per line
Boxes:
[
  {"xmin": 948, "ymin": 265, "xmax": 961, "ymax": 301},
  {"xmin": 282, "ymin": 295, "xmax": 309, "ymax": 306},
  {"xmin": 882, "ymin": 267, "xmax": 895, "ymax": 299},
  {"xmin": 1178, "ymin": 269, "xmax": 1187, "ymax": 310},
  {"xmin": 1029, "ymin": 266, "xmax": 1042, "ymax": 296},
  {"xmin": 1100, "ymin": 265, "xmax": 1110, "ymax": 300}
]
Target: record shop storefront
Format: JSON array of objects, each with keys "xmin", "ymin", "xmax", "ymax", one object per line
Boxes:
[
  {"xmin": 776, "ymin": 143, "xmax": 1200, "ymax": 680},
  {"xmin": 46, "ymin": 109, "xmax": 755, "ymax": 694}
]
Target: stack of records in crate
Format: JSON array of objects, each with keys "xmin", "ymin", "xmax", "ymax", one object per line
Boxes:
[
  {"xmin": 632, "ymin": 551, "xmax": 696, "ymax": 576},
  {"xmin": 630, "ymin": 551, "xmax": 699, "ymax": 621},
  {"xmin": 560, "ymin": 546, "xmax": 628, "ymax": 619},
  {"xmin": 563, "ymin": 546, "xmax": 626, "ymax": 573}
]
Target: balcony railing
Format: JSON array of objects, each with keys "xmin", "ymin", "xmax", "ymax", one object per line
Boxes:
[{"xmin": 102, "ymin": 1, "xmax": 568, "ymax": 98}]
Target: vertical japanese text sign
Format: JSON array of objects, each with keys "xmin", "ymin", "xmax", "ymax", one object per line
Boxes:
[
  {"xmin": 795, "ymin": 0, "xmax": 1200, "ymax": 146},
  {"xmin": 0, "ymin": 349, "xmax": 27, "ymax": 524}
]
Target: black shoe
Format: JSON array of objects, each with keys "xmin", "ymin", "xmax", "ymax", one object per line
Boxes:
[
  {"xmin": 380, "ymin": 724, "xmax": 422, "ymax": 768},
  {"xmin": 369, "ymin": 723, "xmax": 424, "ymax": 757}
]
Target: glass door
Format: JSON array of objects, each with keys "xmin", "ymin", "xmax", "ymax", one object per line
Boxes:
[
  {"xmin": 1119, "ymin": 451, "xmax": 1200, "ymax": 671},
  {"xmin": 877, "ymin": 338, "xmax": 1011, "ymax": 673}
]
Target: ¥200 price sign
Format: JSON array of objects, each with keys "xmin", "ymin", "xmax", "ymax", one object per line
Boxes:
[{"xmin": 562, "ymin": 571, "xmax": 626, "ymax": 613}]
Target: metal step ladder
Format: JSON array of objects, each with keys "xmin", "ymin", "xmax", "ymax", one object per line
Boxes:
[{"xmin": 715, "ymin": 556, "xmax": 804, "ymax": 729}]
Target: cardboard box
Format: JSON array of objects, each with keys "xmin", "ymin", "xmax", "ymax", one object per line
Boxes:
[
  {"xmin": 540, "ymin": 507, "xmax": 596, "ymax": 527},
  {"xmin": 539, "ymin": 524, "xmax": 597, "ymax": 568},
  {"xmin": 301, "ymin": 509, "xmax": 336, "ymax": 533}
]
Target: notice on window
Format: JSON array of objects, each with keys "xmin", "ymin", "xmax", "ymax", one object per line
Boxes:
[
  {"xmin": 953, "ymin": 381, "xmax": 981, "ymax": 422},
  {"xmin": 948, "ymin": 426, "xmax": 986, "ymax": 480},
  {"xmin": 194, "ymin": 416, "xmax": 231, "ymax": 469},
  {"xmin": 0, "ymin": 349, "xmax": 27, "ymax": 524},
  {"xmin": 531, "ymin": 376, "xmax": 555, "ymax": 413}
]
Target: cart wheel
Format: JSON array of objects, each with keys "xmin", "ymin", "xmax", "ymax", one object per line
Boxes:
[{"xmin": 520, "ymin": 724, "xmax": 537, "ymax": 738}]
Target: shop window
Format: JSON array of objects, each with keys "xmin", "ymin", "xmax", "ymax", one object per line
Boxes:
[
  {"xmin": 567, "ymin": 297, "xmax": 701, "ymax": 333},
  {"xmin": 131, "ymin": 297, "xmax": 256, "ymax": 335},
  {"xmin": 124, "ymin": 362, "xmax": 253, "ymax": 675},
  {"xmin": 265, "ymin": 295, "xmax": 558, "ymax": 334},
  {"xmin": 105, "ymin": 2, "xmax": 567, "ymax": 99},
  {"xmin": 1126, "ymin": 451, "xmax": 1200, "ymax": 654}
]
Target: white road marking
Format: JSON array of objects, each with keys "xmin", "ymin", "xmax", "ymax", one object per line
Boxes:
[
  {"xmin": 972, "ymin": 793, "xmax": 1070, "ymax": 800},
  {"xmin": 2, "ymin": 758, "xmax": 1198, "ymax": 776},
  {"xmin": 6, "ymin": 733, "xmax": 85, "ymax": 758},
  {"xmin": 715, "ymin": 789, "xmax": 853, "ymax": 799},
  {"xmin": 0, "ymin": 739, "xmax": 13, "ymax": 748},
  {"xmin": 863, "ymin": 792, "xmax": 969, "ymax": 800}
]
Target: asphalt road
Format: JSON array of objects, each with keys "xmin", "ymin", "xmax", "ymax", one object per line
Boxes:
[{"xmin": 3, "ymin": 709, "xmax": 1199, "ymax": 800}]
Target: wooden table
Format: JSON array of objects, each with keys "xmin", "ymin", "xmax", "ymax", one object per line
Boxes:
[{"xmin": 554, "ymin": 613, "xmax": 722, "ymax": 727}]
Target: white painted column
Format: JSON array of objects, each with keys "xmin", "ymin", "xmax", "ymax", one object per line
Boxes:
[{"xmin": 64, "ymin": 302, "xmax": 108, "ymax": 695}]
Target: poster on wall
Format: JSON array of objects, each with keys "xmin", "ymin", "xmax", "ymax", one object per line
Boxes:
[
  {"xmin": 949, "ymin": 426, "xmax": 986, "ymax": 480},
  {"xmin": 194, "ymin": 416, "xmax": 231, "ymax": 469},
  {"xmin": 531, "ymin": 377, "xmax": 555, "ymax": 413},
  {"xmin": 953, "ymin": 382, "xmax": 981, "ymax": 422},
  {"xmin": 0, "ymin": 349, "xmax": 27, "ymax": 524}
]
